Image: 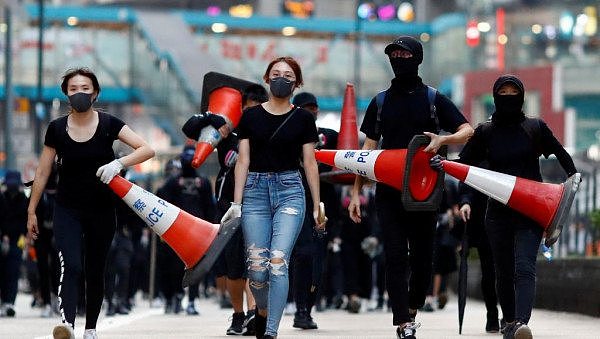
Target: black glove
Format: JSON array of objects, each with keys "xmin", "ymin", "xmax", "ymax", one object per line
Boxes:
[
  {"xmin": 181, "ymin": 113, "xmax": 210, "ymax": 140},
  {"xmin": 207, "ymin": 114, "xmax": 227, "ymax": 130},
  {"xmin": 429, "ymin": 154, "xmax": 446, "ymax": 171}
]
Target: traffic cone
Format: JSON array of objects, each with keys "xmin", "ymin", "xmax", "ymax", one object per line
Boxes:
[
  {"xmin": 440, "ymin": 160, "xmax": 581, "ymax": 247},
  {"xmin": 315, "ymin": 135, "xmax": 444, "ymax": 211},
  {"xmin": 321, "ymin": 83, "xmax": 360, "ymax": 185},
  {"xmin": 191, "ymin": 87, "xmax": 243, "ymax": 168},
  {"xmin": 188, "ymin": 72, "xmax": 260, "ymax": 168},
  {"xmin": 108, "ymin": 175, "xmax": 240, "ymax": 287}
]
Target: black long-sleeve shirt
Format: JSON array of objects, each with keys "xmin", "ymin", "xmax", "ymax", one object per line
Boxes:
[{"xmin": 459, "ymin": 119, "xmax": 576, "ymax": 182}]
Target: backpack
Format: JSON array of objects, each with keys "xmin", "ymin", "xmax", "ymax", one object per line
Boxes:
[
  {"xmin": 480, "ymin": 118, "xmax": 543, "ymax": 157},
  {"xmin": 374, "ymin": 85, "xmax": 439, "ymax": 137}
]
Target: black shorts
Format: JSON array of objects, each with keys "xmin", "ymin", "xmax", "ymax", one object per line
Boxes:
[{"xmin": 214, "ymin": 227, "xmax": 246, "ymax": 280}]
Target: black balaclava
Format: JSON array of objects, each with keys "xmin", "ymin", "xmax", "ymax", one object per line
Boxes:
[
  {"xmin": 492, "ymin": 75, "xmax": 525, "ymax": 125},
  {"xmin": 385, "ymin": 36, "xmax": 423, "ymax": 80},
  {"xmin": 180, "ymin": 146, "xmax": 198, "ymax": 178}
]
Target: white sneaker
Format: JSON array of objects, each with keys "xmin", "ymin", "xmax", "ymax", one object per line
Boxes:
[
  {"xmin": 52, "ymin": 324, "xmax": 75, "ymax": 339},
  {"xmin": 83, "ymin": 329, "xmax": 98, "ymax": 339}
]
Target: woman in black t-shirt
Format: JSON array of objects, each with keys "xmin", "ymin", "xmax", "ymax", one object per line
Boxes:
[
  {"xmin": 220, "ymin": 57, "xmax": 325, "ymax": 339},
  {"xmin": 26, "ymin": 68, "xmax": 155, "ymax": 339}
]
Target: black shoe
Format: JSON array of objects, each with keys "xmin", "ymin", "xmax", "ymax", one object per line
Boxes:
[
  {"xmin": 242, "ymin": 309, "xmax": 256, "ymax": 336},
  {"xmin": 500, "ymin": 319, "xmax": 509, "ymax": 334},
  {"xmin": 486, "ymin": 317, "xmax": 500, "ymax": 333},
  {"xmin": 5, "ymin": 305, "xmax": 15, "ymax": 317},
  {"xmin": 503, "ymin": 322, "xmax": 516, "ymax": 339},
  {"xmin": 106, "ymin": 303, "xmax": 116, "ymax": 317},
  {"xmin": 254, "ymin": 309, "xmax": 266, "ymax": 339},
  {"xmin": 437, "ymin": 293, "xmax": 448, "ymax": 309},
  {"xmin": 420, "ymin": 302, "xmax": 434, "ymax": 312},
  {"xmin": 186, "ymin": 303, "xmax": 199, "ymax": 315},
  {"xmin": 293, "ymin": 310, "xmax": 318, "ymax": 329},
  {"xmin": 347, "ymin": 298, "xmax": 361, "ymax": 314},
  {"xmin": 396, "ymin": 322, "xmax": 420, "ymax": 339},
  {"xmin": 227, "ymin": 312, "xmax": 245, "ymax": 335},
  {"xmin": 116, "ymin": 303, "xmax": 130, "ymax": 315}
]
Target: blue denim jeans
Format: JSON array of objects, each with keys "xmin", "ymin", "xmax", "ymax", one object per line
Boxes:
[{"xmin": 242, "ymin": 170, "xmax": 306, "ymax": 336}]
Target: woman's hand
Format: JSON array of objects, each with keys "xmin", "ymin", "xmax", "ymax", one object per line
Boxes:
[
  {"xmin": 27, "ymin": 213, "xmax": 39, "ymax": 240},
  {"xmin": 96, "ymin": 159, "xmax": 123, "ymax": 184},
  {"xmin": 221, "ymin": 202, "xmax": 242, "ymax": 224}
]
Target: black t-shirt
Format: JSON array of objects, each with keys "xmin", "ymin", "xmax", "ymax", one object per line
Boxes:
[
  {"xmin": 237, "ymin": 105, "xmax": 319, "ymax": 173},
  {"xmin": 360, "ymin": 79, "xmax": 467, "ymax": 149},
  {"xmin": 44, "ymin": 112, "xmax": 125, "ymax": 210}
]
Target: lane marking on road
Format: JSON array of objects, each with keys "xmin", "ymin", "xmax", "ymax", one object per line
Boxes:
[{"xmin": 34, "ymin": 307, "xmax": 163, "ymax": 339}]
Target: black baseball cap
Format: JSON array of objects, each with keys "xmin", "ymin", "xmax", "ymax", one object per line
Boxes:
[
  {"xmin": 292, "ymin": 92, "xmax": 318, "ymax": 108},
  {"xmin": 493, "ymin": 74, "xmax": 525, "ymax": 94},
  {"xmin": 384, "ymin": 36, "xmax": 423, "ymax": 64}
]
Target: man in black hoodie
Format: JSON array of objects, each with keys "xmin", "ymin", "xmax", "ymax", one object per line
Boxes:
[
  {"xmin": 348, "ymin": 36, "xmax": 473, "ymax": 339},
  {"xmin": 0, "ymin": 171, "xmax": 28, "ymax": 317}
]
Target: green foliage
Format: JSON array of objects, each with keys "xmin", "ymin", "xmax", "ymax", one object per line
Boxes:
[{"xmin": 589, "ymin": 209, "xmax": 600, "ymax": 232}]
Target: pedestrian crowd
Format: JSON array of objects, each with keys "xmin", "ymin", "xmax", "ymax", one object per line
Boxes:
[{"xmin": 0, "ymin": 35, "xmax": 577, "ymax": 339}]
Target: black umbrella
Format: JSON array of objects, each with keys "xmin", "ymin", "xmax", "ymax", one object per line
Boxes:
[{"xmin": 458, "ymin": 220, "xmax": 469, "ymax": 334}]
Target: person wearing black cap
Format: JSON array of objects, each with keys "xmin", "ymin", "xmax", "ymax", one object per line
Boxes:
[
  {"xmin": 288, "ymin": 92, "xmax": 339, "ymax": 330},
  {"xmin": 349, "ymin": 36, "xmax": 473, "ymax": 339},
  {"xmin": 431, "ymin": 74, "xmax": 577, "ymax": 339}
]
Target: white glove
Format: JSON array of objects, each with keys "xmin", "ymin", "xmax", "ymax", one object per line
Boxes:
[
  {"xmin": 221, "ymin": 202, "xmax": 242, "ymax": 224},
  {"xmin": 96, "ymin": 159, "xmax": 123, "ymax": 184}
]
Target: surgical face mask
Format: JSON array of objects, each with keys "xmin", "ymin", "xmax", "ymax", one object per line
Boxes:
[
  {"xmin": 68, "ymin": 92, "xmax": 94, "ymax": 113},
  {"xmin": 269, "ymin": 77, "xmax": 295, "ymax": 98}
]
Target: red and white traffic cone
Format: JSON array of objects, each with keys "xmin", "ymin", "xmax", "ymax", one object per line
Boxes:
[
  {"xmin": 191, "ymin": 87, "xmax": 243, "ymax": 168},
  {"xmin": 108, "ymin": 175, "xmax": 240, "ymax": 287},
  {"xmin": 441, "ymin": 160, "xmax": 581, "ymax": 246},
  {"xmin": 315, "ymin": 135, "xmax": 444, "ymax": 211},
  {"xmin": 321, "ymin": 83, "xmax": 360, "ymax": 185}
]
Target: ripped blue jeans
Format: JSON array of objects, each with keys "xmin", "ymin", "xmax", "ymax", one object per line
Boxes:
[{"xmin": 242, "ymin": 170, "xmax": 305, "ymax": 337}]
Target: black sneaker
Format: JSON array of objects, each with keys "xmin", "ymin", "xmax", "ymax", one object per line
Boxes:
[
  {"xmin": 293, "ymin": 310, "xmax": 318, "ymax": 329},
  {"xmin": 513, "ymin": 322, "xmax": 533, "ymax": 339},
  {"xmin": 420, "ymin": 302, "xmax": 434, "ymax": 312},
  {"xmin": 227, "ymin": 312, "xmax": 246, "ymax": 335},
  {"xmin": 347, "ymin": 298, "xmax": 361, "ymax": 314},
  {"xmin": 437, "ymin": 293, "xmax": 448, "ymax": 309},
  {"xmin": 186, "ymin": 303, "xmax": 199, "ymax": 316},
  {"xmin": 242, "ymin": 309, "xmax": 256, "ymax": 336},
  {"xmin": 486, "ymin": 317, "xmax": 500, "ymax": 333},
  {"xmin": 254, "ymin": 309, "xmax": 266, "ymax": 339},
  {"xmin": 396, "ymin": 322, "xmax": 421, "ymax": 339}
]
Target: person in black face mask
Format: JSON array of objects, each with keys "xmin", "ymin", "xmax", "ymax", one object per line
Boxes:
[
  {"xmin": 431, "ymin": 74, "xmax": 578, "ymax": 339},
  {"xmin": 349, "ymin": 36, "xmax": 473, "ymax": 339},
  {"xmin": 26, "ymin": 68, "xmax": 155, "ymax": 339},
  {"xmin": 221, "ymin": 56, "xmax": 325, "ymax": 339}
]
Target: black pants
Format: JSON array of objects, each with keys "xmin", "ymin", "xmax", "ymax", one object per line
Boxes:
[
  {"xmin": 291, "ymin": 214, "xmax": 326, "ymax": 312},
  {"xmin": 486, "ymin": 204, "xmax": 542, "ymax": 324},
  {"xmin": 34, "ymin": 223, "xmax": 60, "ymax": 306},
  {"xmin": 157, "ymin": 241, "xmax": 184, "ymax": 300},
  {"xmin": 340, "ymin": 217, "xmax": 372, "ymax": 299},
  {"xmin": 105, "ymin": 232, "xmax": 133, "ymax": 305},
  {"xmin": 53, "ymin": 203, "xmax": 116, "ymax": 329},
  {"xmin": 0, "ymin": 241, "xmax": 22, "ymax": 305},
  {"xmin": 471, "ymin": 229, "xmax": 498, "ymax": 320},
  {"xmin": 375, "ymin": 186, "xmax": 436, "ymax": 325}
]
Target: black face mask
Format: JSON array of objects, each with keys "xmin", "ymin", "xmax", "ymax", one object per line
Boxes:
[
  {"xmin": 390, "ymin": 57, "xmax": 419, "ymax": 78},
  {"xmin": 269, "ymin": 77, "xmax": 295, "ymax": 98},
  {"xmin": 68, "ymin": 92, "xmax": 94, "ymax": 113},
  {"xmin": 493, "ymin": 94, "xmax": 524, "ymax": 124}
]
